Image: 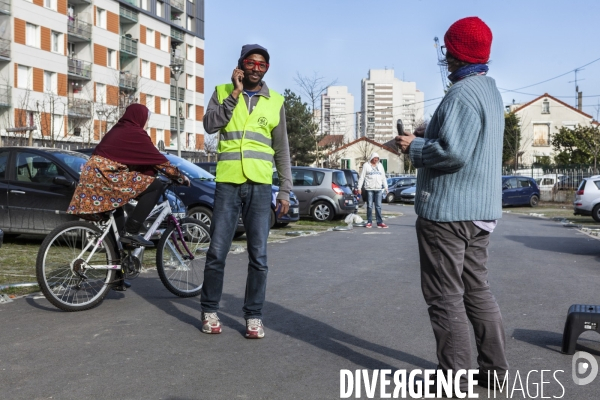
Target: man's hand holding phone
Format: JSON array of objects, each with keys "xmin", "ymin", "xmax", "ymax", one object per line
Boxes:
[{"xmin": 231, "ymin": 68, "xmax": 244, "ymax": 99}]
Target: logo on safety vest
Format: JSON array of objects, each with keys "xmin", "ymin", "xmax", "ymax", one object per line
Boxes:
[{"xmin": 258, "ymin": 117, "xmax": 268, "ymax": 127}]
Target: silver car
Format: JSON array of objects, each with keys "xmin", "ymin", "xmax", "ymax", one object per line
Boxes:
[
  {"xmin": 274, "ymin": 166, "xmax": 355, "ymax": 221},
  {"xmin": 573, "ymin": 176, "xmax": 600, "ymax": 221}
]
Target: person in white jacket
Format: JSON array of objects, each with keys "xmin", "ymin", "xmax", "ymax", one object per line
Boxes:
[{"xmin": 357, "ymin": 152, "xmax": 388, "ymax": 228}]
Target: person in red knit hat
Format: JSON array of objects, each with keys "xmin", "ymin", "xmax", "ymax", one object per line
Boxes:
[{"xmin": 397, "ymin": 16, "xmax": 509, "ymax": 395}]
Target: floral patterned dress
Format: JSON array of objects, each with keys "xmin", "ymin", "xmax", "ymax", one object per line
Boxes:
[{"xmin": 67, "ymin": 155, "xmax": 186, "ymax": 216}]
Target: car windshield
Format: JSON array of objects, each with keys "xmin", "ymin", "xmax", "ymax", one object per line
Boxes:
[
  {"xmin": 52, "ymin": 151, "xmax": 89, "ymax": 176},
  {"xmin": 164, "ymin": 154, "xmax": 215, "ymax": 180},
  {"xmin": 332, "ymin": 171, "xmax": 348, "ymax": 186}
]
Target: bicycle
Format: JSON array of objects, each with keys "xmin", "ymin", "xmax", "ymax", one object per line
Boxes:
[{"xmin": 35, "ymin": 181, "xmax": 210, "ymax": 312}]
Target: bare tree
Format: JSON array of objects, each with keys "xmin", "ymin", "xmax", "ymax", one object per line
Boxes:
[
  {"xmin": 204, "ymin": 133, "xmax": 218, "ymax": 161},
  {"xmin": 294, "ymin": 72, "xmax": 337, "ymax": 166},
  {"xmin": 355, "ymin": 138, "xmax": 377, "ymax": 170}
]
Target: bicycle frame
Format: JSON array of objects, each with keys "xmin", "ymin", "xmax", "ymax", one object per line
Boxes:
[{"xmin": 73, "ymin": 198, "xmax": 195, "ymax": 273}]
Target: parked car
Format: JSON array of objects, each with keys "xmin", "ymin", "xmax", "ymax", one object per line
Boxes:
[
  {"xmin": 195, "ymin": 162, "xmax": 217, "ymax": 175},
  {"xmin": 535, "ymin": 174, "xmax": 564, "ymax": 190},
  {"xmin": 400, "ymin": 186, "xmax": 416, "ymax": 203},
  {"xmin": 274, "ymin": 166, "xmax": 354, "ymax": 221},
  {"xmin": 384, "ymin": 177, "xmax": 416, "ymax": 203},
  {"xmin": 573, "ymin": 176, "xmax": 600, "ymax": 222},
  {"xmin": 339, "ymin": 169, "xmax": 364, "ymax": 207},
  {"xmin": 502, "ymin": 175, "xmax": 540, "ymax": 207},
  {"xmin": 0, "ymin": 228, "xmax": 3, "ymax": 248}
]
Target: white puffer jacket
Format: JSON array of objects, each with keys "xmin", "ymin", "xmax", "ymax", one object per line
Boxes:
[{"xmin": 357, "ymin": 153, "xmax": 388, "ymax": 191}]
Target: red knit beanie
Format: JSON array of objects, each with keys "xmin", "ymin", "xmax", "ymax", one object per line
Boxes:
[{"xmin": 444, "ymin": 17, "xmax": 492, "ymax": 64}]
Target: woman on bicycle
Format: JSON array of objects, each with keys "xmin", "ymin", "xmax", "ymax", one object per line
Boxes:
[{"xmin": 67, "ymin": 103, "xmax": 189, "ymax": 248}]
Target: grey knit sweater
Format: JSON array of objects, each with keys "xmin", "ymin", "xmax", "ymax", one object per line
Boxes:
[{"xmin": 408, "ymin": 75, "xmax": 504, "ymax": 222}]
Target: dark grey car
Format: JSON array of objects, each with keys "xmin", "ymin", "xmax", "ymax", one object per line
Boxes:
[
  {"xmin": 274, "ymin": 166, "xmax": 355, "ymax": 221},
  {"xmin": 384, "ymin": 177, "xmax": 416, "ymax": 203}
]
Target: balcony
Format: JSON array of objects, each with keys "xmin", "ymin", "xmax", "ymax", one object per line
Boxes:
[
  {"xmin": 170, "ymin": 54, "xmax": 185, "ymax": 73},
  {"xmin": 68, "ymin": 18, "xmax": 92, "ymax": 41},
  {"xmin": 170, "ymin": 116, "xmax": 185, "ymax": 132},
  {"xmin": 68, "ymin": 58, "xmax": 92, "ymax": 80},
  {"xmin": 0, "ymin": 84, "xmax": 10, "ymax": 107},
  {"xmin": 170, "ymin": 27, "xmax": 184, "ymax": 43},
  {"xmin": 170, "ymin": 0, "xmax": 185, "ymax": 12},
  {"xmin": 119, "ymin": 6, "xmax": 138, "ymax": 24},
  {"xmin": 68, "ymin": 98, "xmax": 92, "ymax": 118},
  {"xmin": 0, "ymin": 37, "xmax": 10, "ymax": 61},
  {"xmin": 120, "ymin": 72, "xmax": 138, "ymax": 91},
  {"xmin": 170, "ymin": 85, "xmax": 185, "ymax": 102},
  {"xmin": 170, "ymin": 17, "xmax": 183, "ymax": 28},
  {"xmin": 120, "ymin": 35, "xmax": 138, "ymax": 57},
  {"xmin": 0, "ymin": 0, "xmax": 9, "ymax": 15}
]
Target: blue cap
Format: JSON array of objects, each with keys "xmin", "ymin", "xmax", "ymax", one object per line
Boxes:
[{"xmin": 238, "ymin": 44, "xmax": 270, "ymax": 67}]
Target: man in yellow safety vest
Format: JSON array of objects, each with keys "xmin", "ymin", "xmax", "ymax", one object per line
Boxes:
[{"xmin": 200, "ymin": 44, "xmax": 292, "ymax": 339}]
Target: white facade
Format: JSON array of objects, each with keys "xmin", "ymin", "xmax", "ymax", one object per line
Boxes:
[
  {"xmin": 508, "ymin": 94, "xmax": 595, "ymax": 165},
  {"xmin": 360, "ymin": 69, "xmax": 424, "ymax": 143},
  {"xmin": 327, "ymin": 137, "xmax": 403, "ymax": 174},
  {"xmin": 0, "ymin": 0, "xmax": 205, "ymax": 154},
  {"xmin": 321, "ymin": 85, "xmax": 355, "ymax": 143}
]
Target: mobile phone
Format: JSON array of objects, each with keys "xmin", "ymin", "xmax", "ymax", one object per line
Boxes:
[{"xmin": 397, "ymin": 119, "xmax": 404, "ymax": 136}]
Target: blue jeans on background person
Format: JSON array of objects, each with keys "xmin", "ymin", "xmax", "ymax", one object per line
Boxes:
[
  {"xmin": 200, "ymin": 182, "xmax": 272, "ymax": 319},
  {"xmin": 366, "ymin": 190, "xmax": 383, "ymax": 224}
]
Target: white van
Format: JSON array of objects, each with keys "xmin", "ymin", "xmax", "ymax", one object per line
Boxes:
[{"xmin": 535, "ymin": 174, "xmax": 564, "ymax": 189}]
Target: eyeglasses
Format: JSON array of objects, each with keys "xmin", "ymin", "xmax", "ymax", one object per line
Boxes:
[
  {"xmin": 242, "ymin": 59, "xmax": 269, "ymax": 72},
  {"xmin": 440, "ymin": 45, "xmax": 446, "ymax": 56}
]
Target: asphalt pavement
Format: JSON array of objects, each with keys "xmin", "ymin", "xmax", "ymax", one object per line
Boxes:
[{"xmin": 1, "ymin": 204, "xmax": 599, "ymax": 399}]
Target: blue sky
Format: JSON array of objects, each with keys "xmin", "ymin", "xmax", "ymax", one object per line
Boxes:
[{"xmin": 204, "ymin": 0, "xmax": 600, "ymax": 121}]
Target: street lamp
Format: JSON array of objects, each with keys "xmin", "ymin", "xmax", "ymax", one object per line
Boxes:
[
  {"xmin": 97, "ymin": 109, "xmax": 105, "ymax": 141},
  {"xmin": 170, "ymin": 55, "xmax": 184, "ymax": 157}
]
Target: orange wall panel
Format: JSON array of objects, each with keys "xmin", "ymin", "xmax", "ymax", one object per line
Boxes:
[
  {"xmin": 155, "ymin": 31, "xmax": 160, "ymax": 50},
  {"xmin": 140, "ymin": 26, "xmax": 146, "ymax": 45},
  {"xmin": 196, "ymin": 77, "xmax": 204, "ymax": 93},
  {"xmin": 155, "ymin": 96, "xmax": 160, "ymax": 114},
  {"xmin": 150, "ymin": 128, "xmax": 156, "ymax": 144},
  {"xmin": 33, "ymin": 0, "xmax": 43, "ymax": 6},
  {"xmin": 107, "ymin": 11, "xmax": 119, "ymax": 34},
  {"xmin": 94, "ymin": 44, "xmax": 107, "ymax": 66},
  {"xmin": 40, "ymin": 112, "xmax": 52, "ymax": 137},
  {"xmin": 57, "ymin": 0, "xmax": 67, "ymax": 15},
  {"xmin": 14, "ymin": 19, "xmax": 25, "ymax": 45},
  {"xmin": 140, "ymin": 93, "xmax": 147, "ymax": 106},
  {"xmin": 41, "ymin": 27, "xmax": 51, "ymax": 52},
  {"xmin": 14, "ymin": 64, "xmax": 18, "ymax": 87},
  {"xmin": 164, "ymin": 66, "xmax": 170, "ymax": 84},
  {"xmin": 33, "ymin": 68, "xmax": 43, "ymax": 93},
  {"xmin": 195, "ymin": 105, "xmax": 204, "ymax": 121},
  {"xmin": 196, "ymin": 47, "xmax": 204, "ymax": 65},
  {"xmin": 15, "ymin": 109, "xmax": 27, "ymax": 127},
  {"xmin": 107, "ymin": 85, "xmax": 119, "ymax": 106},
  {"xmin": 165, "ymin": 130, "xmax": 170, "ymax": 146},
  {"xmin": 57, "ymin": 73, "xmax": 67, "ymax": 97},
  {"xmin": 195, "ymin": 134, "xmax": 204, "ymax": 150},
  {"xmin": 93, "ymin": 6, "xmax": 96, "ymax": 26},
  {"xmin": 150, "ymin": 62, "xmax": 156, "ymax": 81}
]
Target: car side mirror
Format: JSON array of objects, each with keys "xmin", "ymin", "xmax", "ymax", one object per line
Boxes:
[{"xmin": 53, "ymin": 176, "xmax": 74, "ymax": 188}]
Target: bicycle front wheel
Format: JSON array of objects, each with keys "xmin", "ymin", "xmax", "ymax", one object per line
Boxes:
[
  {"xmin": 36, "ymin": 221, "xmax": 118, "ymax": 311},
  {"xmin": 156, "ymin": 217, "xmax": 210, "ymax": 297}
]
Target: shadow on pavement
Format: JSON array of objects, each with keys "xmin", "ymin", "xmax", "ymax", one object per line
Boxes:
[
  {"xmin": 504, "ymin": 235, "xmax": 600, "ymax": 256},
  {"xmin": 511, "ymin": 328, "xmax": 600, "ymax": 356}
]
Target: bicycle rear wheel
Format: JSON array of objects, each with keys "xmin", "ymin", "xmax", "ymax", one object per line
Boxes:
[
  {"xmin": 36, "ymin": 221, "xmax": 118, "ymax": 311},
  {"xmin": 156, "ymin": 217, "xmax": 210, "ymax": 297}
]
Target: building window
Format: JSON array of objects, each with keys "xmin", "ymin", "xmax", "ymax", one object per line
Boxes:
[
  {"xmin": 186, "ymin": 74, "xmax": 194, "ymax": 90},
  {"xmin": 96, "ymin": 8, "xmax": 106, "ymax": 29},
  {"xmin": 156, "ymin": 129, "xmax": 164, "ymax": 143},
  {"xmin": 156, "ymin": 1, "xmax": 163, "ymax": 18},
  {"xmin": 146, "ymin": 94, "xmax": 154, "ymax": 111},
  {"xmin": 156, "ymin": 65, "xmax": 164, "ymax": 82},
  {"xmin": 141, "ymin": 60, "xmax": 150, "ymax": 78},
  {"xmin": 26, "ymin": 23, "xmax": 39, "ymax": 48},
  {"xmin": 533, "ymin": 124, "xmax": 550, "ymax": 146},
  {"xmin": 161, "ymin": 98, "xmax": 168, "ymax": 115},
  {"xmin": 542, "ymin": 99, "xmax": 550, "ymax": 114},
  {"xmin": 187, "ymin": 44, "xmax": 194, "ymax": 61},
  {"xmin": 44, "ymin": 0, "xmax": 56, "ymax": 10},
  {"xmin": 341, "ymin": 159, "xmax": 351, "ymax": 169},
  {"xmin": 50, "ymin": 31, "xmax": 63, "ymax": 53},
  {"xmin": 146, "ymin": 28, "xmax": 155, "ymax": 47},
  {"xmin": 186, "ymin": 16, "xmax": 194, "ymax": 31},
  {"xmin": 160, "ymin": 34, "xmax": 168, "ymax": 52},
  {"xmin": 17, "ymin": 65, "xmax": 31, "ymax": 89},
  {"xmin": 141, "ymin": 0, "xmax": 148, "ymax": 11},
  {"xmin": 44, "ymin": 71, "xmax": 57, "ymax": 92},
  {"xmin": 53, "ymin": 115, "xmax": 64, "ymax": 137},
  {"xmin": 107, "ymin": 49, "xmax": 117, "ymax": 69},
  {"xmin": 96, "ymin": 83, "xmax": 106, "ymax": 103},
  {"xmin": 187, "ymin": 103, "xmax": 193, "ymax": 119}
]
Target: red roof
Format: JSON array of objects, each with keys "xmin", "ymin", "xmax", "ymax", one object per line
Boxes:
[
  {"xmin": 327, "ymin": 136, "xmax": 400, "ymax": 156},
  {"xmin": 512, "ymin": 93, "xmax": 594, "ymax": 120},
  {"xmin": 318, "ymin": 134, "xmax": 344, "ymax": 147}
]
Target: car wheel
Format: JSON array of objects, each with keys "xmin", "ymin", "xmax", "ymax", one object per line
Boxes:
[
  {"xmin": 233, "ymin": 232, "xmax": 245, "ymax": 239},
  {"xmin": 592, "ymin": 204, "xmax": 600, "ymax": 223},
  {"xmin": 188, "ymin": 206, "xmax": 213, "ymax": 227},
  {"xmin": 269, "ymin": 209, "xmax": 276, "ymax": 229},
  {"xmin": 529, "ymin": 195, "xmax": 539, "ymax": 207},
  {"xmin": 311, "ymin": 201, "xmax": 334, "ymax": 221},
  {"xmin": 386, "ymin": 193, "xmax": 395, "ymax": 203}
]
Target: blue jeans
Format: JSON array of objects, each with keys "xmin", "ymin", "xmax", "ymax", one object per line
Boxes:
[
  {"xmin": 200, "ymin": 182, "xmax": 272, "ymax": 319},
  {"xmin": 366, "ymin": 190, "xmax": 383, "ymax": 224}
]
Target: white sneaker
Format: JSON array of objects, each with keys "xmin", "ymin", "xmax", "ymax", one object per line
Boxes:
[
  {"xmin": 201, "ymin": 312, "xmax": 222, "ymax": 334},
  {"xmin": 245, "ymin": 318, "xmax": 265, "ymax": 339}
]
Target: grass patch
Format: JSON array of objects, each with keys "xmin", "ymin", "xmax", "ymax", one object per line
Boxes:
[{"xmin": 504, "ymin": 202, "xmax": 598, "ymax": 225}]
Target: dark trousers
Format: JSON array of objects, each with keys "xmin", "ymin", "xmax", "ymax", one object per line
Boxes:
[
  {"xmin": 200, "ymin": 182, "xmax": 272, "ymax": 319},
  {"xmin": 114, "ymin": 178, "xmax": 165, "ymax": 233},
  {"xmin": 416, "ymin": 217, "xmax": 509, "ymax": 387}
]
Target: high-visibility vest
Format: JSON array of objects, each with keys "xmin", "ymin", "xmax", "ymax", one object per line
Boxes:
[{"xmin": 214, "ymin": 84, "xmax": 284, "ymax": 184}]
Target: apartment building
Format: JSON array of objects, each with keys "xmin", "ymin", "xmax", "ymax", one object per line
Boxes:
[
  {"xmin": 0, "ymin": 0, "xmax": 205, "ymax": 155},
  {"xmin": 360, "ymin": 69, "xmax": 424, "ymax": 143},
  {"xmin": 321, "ymin": 85, "xmax": 355, "ymax": 143}
]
